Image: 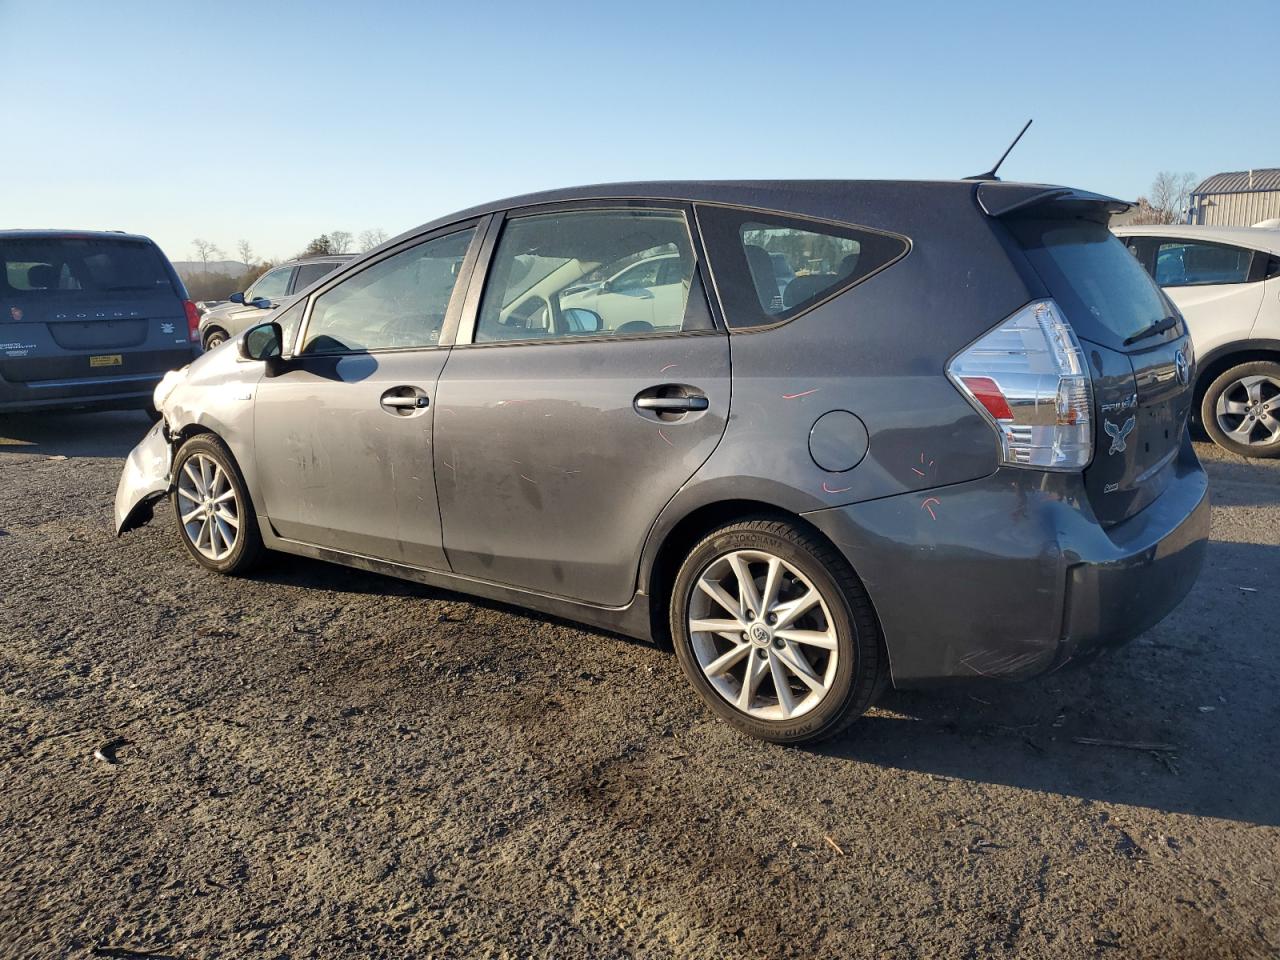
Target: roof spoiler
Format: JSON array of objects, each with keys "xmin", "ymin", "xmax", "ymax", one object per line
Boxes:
[{"xmin": 976, "ymin": 183, "xmax": 1130, "ymax": 224}]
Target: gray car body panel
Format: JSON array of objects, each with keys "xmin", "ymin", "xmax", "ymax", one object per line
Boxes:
[{"xmin": 114, "ymin": 179, "xmax": 1209, "ymax": 687}]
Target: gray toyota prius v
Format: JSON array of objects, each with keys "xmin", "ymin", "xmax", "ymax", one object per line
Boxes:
[{"xmin": 115, "ymin": 180, "xmax": 1210, "ymax": 744}]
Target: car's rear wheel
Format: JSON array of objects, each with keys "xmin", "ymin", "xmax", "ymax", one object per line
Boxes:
[
  {"xmin": 171, "ymin": 434, "xmax": 263, "ymax": 574},
  {"xmin": 203, "ymin": 328, "xmax": 228, "ymax": 351},
  {"xmin": 670, "ymin": 518, "xmax": 886, "ymax": 744},
  {"xmin": 1201, "ymin": 361, "xmax": 1280, "ymax": 458}
]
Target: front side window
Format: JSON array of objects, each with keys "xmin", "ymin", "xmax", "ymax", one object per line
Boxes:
[
  {"xmin": 300, "ymin": 228, "xmax": 475, "ymax": 354},
  {"xmin": 474, "ymin": 208, "xmax": 711, "ymax": 343},
  {"xmin": 272, "ymin": 299, "xmax": 306, "ymax": 353},
  {"xmin": 696, "ymin": 206, "xmax": 909, "ymax": 328},
  {"xmin": 1154, "ymin": 240, "xmax": 1253, "ymax": 286},
  {"xmin": 249, "ymin": 267, "xmax": 293, "ymax": 302}
]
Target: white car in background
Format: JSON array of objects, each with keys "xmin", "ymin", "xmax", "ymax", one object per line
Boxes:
[
  {"xmin": 558, "ymin": 253, "xmax": 690, "ymax": 331},
  {"xmin": 1114, "ymin": 224, "xmax": 1280, "ymax": 457}
]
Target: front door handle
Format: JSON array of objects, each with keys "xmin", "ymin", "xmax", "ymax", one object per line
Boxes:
[
  {"xmin": 380, "ymin": 387, "xmax": 429, "ymax": 415},
  {"xmin": 635, "ymin": 395, "xmax": 709, "ymax": 412}
]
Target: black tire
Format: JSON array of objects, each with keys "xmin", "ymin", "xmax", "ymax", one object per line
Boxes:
[
  {"xmin": 669, "ymin": 517, "xmax": 887, "ymax": 745},
  {"xmin": 203, "ymin": 329, "xmax": 228, "ymax": 351},
  {"xmin": 170, "ymin": 433, "xmax": 264, "ymax": 575},
  {"xmin": 1200, "ymin": 361, "xmax": 1280, "ymax": 459}
]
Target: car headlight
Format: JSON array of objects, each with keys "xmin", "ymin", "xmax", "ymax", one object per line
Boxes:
[{"xmin": 153, "ymin": 366, "xmax": 189, "ymax": 411}]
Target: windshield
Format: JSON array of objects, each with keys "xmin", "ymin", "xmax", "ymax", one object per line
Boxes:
[
  {"xmin": 1, "ymin": 237, "xmax": 174, "ymax": 302},
  {"xmin": 1008, "ymin": 220, "xmax": 1168, "ymax": 346}
]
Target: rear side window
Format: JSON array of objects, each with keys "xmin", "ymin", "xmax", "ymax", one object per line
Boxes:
[
  {"xmin": 1154, "ymin": 240, "xmax": 1253, "ymax": 286},
  {"xmin": 474, "ymin": 208, "xmax": 712, "ymax": 343},
  {"xmin": 1008, "ymin": 220, "xmax": 1168, "ymax": 346},
  {"xmin": 696, "ymin": 206, "xmax": 908, "ymax": 328},
  {"xmin": 292, "ymin": 260, "xmax": 339, "ymax": 292},
  {"xmin": 1, "ymin": 238, "xmax": 172, "ymax": 299}
]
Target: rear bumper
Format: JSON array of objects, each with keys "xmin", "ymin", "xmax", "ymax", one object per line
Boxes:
[
  {"xmin": 804, "ymin": 436, "xmax": 1210, "ymax": 685},
  {"xmin": 0, "ymin": 372, "xmax": 164, "ymax": 412}
]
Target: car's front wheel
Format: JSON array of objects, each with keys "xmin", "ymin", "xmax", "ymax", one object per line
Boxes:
[
  {"xmin": 203, "ymin": 329, "xmax": 228, "ymax": 351},
  {"xmin": 1201, "ymin": 360, "xmax": 1280, "ymax": 458},
  {"xmin": 171, "ymin": 434, "xmax": 263, "ymax": 574},
  {"xmin": 670, "ymin": 518, "xmax": 886, "ymax": 744}
]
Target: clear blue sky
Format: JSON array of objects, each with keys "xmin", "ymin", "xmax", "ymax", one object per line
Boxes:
[{"xmin": 2, "ymin": 0, "xmax": 1275, "ymax": 264}]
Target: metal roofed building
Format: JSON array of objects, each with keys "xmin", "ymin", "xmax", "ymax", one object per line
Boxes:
[{"xmin": 1188, "ymin": 168, "xmax": 1280, "ymax": 226}]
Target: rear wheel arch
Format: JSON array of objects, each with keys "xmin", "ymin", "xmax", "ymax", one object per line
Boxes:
[{"xmin": 644, "ymin": 498, "xmax": 865, "ymax": 646}]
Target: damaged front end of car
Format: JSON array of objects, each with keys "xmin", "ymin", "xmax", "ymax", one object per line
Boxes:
[
  {"xmin": 113, "ymin": 365, "xmax": 191, "ymax": 535},
  {"xmin": 114, "ymin": 416, "xmax": 175, "ymax": 534}
]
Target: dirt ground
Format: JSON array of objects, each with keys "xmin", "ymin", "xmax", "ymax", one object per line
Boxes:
[{"xmin": 1, "ymin": 410, "xmax": 1277, "ymax": 960}]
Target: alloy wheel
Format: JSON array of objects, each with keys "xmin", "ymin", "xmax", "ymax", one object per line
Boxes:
[
  {"xmin": 176, "ymin": 453, "xmax": 241, "ymax": 561},
  {"xmin": 687, "ymin": 549, "xmax": 839, "ymax": 721},
  {"xmin": 1215, "ymin": 374, "xmax": 1280, "ymax": 447}
]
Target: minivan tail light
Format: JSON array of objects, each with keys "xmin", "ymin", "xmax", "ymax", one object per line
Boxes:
[
  {"xmin": 947, "ymin": 300, "xmax": 1093, "ymax": 471},
  {"xmin": 182, "ymin": 300, "xmax": 201, "ymax": 343}
]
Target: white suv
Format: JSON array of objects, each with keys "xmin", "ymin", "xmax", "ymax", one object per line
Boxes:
[{"xmin": 1114, "ymin": 225, "xmax": 1280, "ymax": 457}]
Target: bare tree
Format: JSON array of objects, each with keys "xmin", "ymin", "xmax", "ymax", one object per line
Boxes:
[
  {"xmin": 236, "ymin": 239, "xmax": 255, "ymax": 266},
  {"xmin": 328, "ymin": 230, "xmax": 353, "ymax": 255},
  {"xmin": 359, "ymin": 228, "xmax": 389, "ymax": 251},
  {"xmin": 192, "ymin": 238, "xmax": 223, "ymax": 272},
  {"xmin": 1132, "ymin": 171, "xmax": 1197, "ymax": 225}
]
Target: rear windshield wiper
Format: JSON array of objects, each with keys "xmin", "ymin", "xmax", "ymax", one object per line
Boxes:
[{"xmin": 1124, "ymin": 315, "xmax": 1179, "ymax": 346}]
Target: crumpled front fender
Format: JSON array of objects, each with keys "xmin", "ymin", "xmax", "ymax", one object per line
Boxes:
[{"xmin": 114, "ymin": 420, "xmax": 174, "ymax": 534}]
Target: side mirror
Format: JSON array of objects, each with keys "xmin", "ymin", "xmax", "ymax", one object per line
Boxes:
[
  {"xmin": 238, "ymin": 321, "xmax": 283, "ymax": 363},
  {"xmin": 228, "ymin": 292, "xmax": 245, "ymax": 305},
  {"xmin": 562, "ymin": 307, "xmax": 603, "ymax": 334},
  {"xmin": 250, "ymin": 297, "xmax": 274, "ymax": 310}
]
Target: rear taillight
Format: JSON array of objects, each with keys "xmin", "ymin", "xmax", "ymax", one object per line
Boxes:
[
  {"xmin": 947, "ymin": 299, "xmax": 1093, "ymax": 471},
  {"xmin": 182, "ymin": 300, "xmax": 201, "ymax": 343}
]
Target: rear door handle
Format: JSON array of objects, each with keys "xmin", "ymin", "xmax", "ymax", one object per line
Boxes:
[{"xmin": 635, "ymin": 395, "xmax": 709, "ymax": 412}]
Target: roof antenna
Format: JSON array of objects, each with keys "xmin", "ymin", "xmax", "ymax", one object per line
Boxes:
[{"xmin": 966, "ymin": 119, "xmax": 1033, "ymax": 181}]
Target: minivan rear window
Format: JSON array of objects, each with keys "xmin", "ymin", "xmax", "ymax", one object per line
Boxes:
[
  {"xmin": 1008, "ymin": 220, "xmax": 1168, "ymax": 346},
  {"xmin": 1, "ymin": 237, "xmax": 173, "ymax": 301}
]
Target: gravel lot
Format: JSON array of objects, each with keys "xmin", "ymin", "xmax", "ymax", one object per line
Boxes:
[{"xmin": 1, "ymin": 410, "xmax": 1277, "ymax": 959}]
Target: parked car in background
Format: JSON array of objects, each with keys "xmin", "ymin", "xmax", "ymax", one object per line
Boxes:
[
  {"xmin": 1114, "ymin": 225, "xmax": 1280, "ymax": 457},
  {"xmin": 558, "ymin": 252, "xmax": 688, "ymax": 331},
  {"xmin": 0, "ymin": 230, "xmax": 197, "ymax": 414},
  {"xmin": 117, "ymin": 180, "xmax": 1208, "ymax": 744},
  {"xmin": 198, "ymin": 254, "xmax": 354, "ymax": 350}
]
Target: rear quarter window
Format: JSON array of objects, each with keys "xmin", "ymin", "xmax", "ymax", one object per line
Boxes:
[
  {"xmin": 1007, "ymin": 220, "xmax": 1168, "ymax": 347},
  {"xmin": 695, "ymin": 206, "xmax": 909, "ymax": 329}
]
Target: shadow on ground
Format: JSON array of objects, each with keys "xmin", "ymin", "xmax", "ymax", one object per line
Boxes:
[
  {"xmin": 818, "ymin": 538, "xmax": 1280, "ymax": 828},
  {"xmin": 0, "ymin": 410, "xmax": 151, "ymax": 458}
]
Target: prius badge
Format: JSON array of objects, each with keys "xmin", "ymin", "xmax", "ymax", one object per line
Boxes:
[
  {"xmin": 1175, "ymin": 349, "xmax": 1190, "ymax": 386},
  {"xmin": 1105, "ymin": 415, "xmax": 1136, "ymax": 455}
]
